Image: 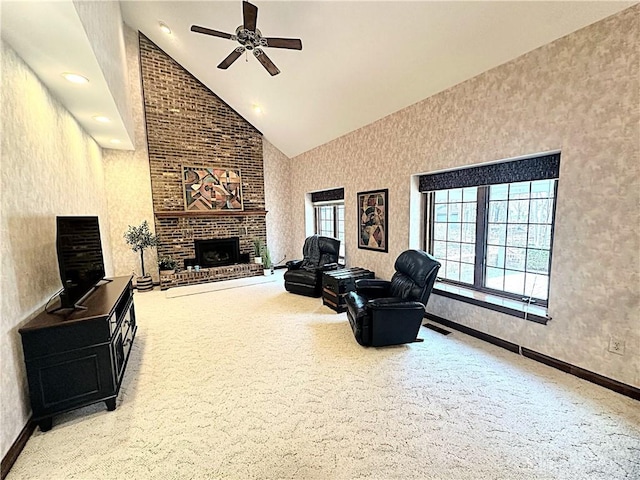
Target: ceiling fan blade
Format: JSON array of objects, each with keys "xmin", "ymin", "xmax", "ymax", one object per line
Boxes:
[
  {"xmin": 254, "ymin": 48, "xmax": 280, "ymax": 76},
  {"xmin": 243, "ymin": 1, "xmax": 258, "ymax": 32},
  {"xmin": 191, "ymin": 25, "xmax": 234, "ymax": 40},
  {"xmin": 264, "ymin": 37, "xmax": 302, "ymax": 50},
  {"xmin": 217, "ymin": 47, "xmax": 245, "ymax": 69}
]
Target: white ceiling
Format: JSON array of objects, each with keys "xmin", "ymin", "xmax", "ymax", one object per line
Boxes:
[{"xmin": 2, "ymin": 1, "xmax": 636, "ymax": 158}]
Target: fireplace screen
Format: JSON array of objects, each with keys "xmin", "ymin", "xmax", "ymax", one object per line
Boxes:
[
  {"xmin": 183, "ymin": 166, "xmax": 243, "ymax": 211},
  {"xmin": 195, "ymin": 238, "xmax": 241, "ymax": 268}
]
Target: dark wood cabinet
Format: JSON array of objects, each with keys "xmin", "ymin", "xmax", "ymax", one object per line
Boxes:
[{"xmin": 19, "ymin": 276, "xmax": 136, "ymax": 431}]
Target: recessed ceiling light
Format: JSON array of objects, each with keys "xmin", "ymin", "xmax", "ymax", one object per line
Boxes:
[
  {"xmin": 109, "ymin": 139, "xmax": 121, "ymax": 144},
  {"xmin": 92, "ymin": 115, "xmax": 110, "ymax": 123},
  {"xmin": 159, "ymin": 22, "xmax": 172, "ymax": 35},
  {"xmin": 62, "ymin": 72, "xmax": 89, "ymax": 84},
  {"xmin": 252, "ymin": 104, "xmax": 263, "ymax": 114}
]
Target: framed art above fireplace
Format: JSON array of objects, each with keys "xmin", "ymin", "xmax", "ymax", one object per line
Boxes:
[{"xmin": 182, "ymin": 166, "xmax": 244, "ymax": 211}]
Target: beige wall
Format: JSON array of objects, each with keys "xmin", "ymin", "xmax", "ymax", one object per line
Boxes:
[
  {"xmin": 289, "ymin": 7, "xmax": 639, "ymax": 387},
  {"xmin": 263, "ymin": 139, "xmax": 293, "ymax": 266},
  {"xmin": 0, "ymin": 41, "xmax": 113, "ymax": 458},
  {"xmin": 103, "ymin": 26, "xmax": 157, "ymax": 283}
]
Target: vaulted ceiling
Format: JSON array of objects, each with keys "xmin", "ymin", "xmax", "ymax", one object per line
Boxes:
[{"xmin": 2, "ymin": 1, "xmax": 636, "ymax": 158}]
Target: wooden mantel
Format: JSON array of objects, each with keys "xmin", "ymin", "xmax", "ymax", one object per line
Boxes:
[{"xmin": 154, "ymin": 210, "xmax": 268, "ymax": 218}]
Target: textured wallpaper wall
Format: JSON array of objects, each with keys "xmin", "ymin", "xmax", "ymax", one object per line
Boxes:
[
  {"xmin": 263, "ymin": 139, "xmax": 293, "ymax": 267},
  {"xmin": 0, "ymin": 42, "xmax": 113, "ymax": 458},
  {"xmin": 287, "ymin": 7, "xmax": 639, "ymax": 387},
  {"xmin": 103, "ymin": 26, "xmax": 157, "ymax": 283}
]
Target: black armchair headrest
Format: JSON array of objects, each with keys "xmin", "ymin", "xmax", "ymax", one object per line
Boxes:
[
  {"xmin": 390, "ymin": 250, "xmax": 441, "ymax": 304},
  {"xmin": 301, "ymin": 235, "xmax": 340, "ymax": 269},
  {"xmin": 318, "ymin": 236, "xmax": 340, "ymax": 255},
  {"xmin": 394, "ymin": 250, "xmax": 439, "ymax": 288}
]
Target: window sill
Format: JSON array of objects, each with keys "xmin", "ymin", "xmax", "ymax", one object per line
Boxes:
[{"xmin": 432, "ymin": 281, "xmax": 550, "ymax": 325}]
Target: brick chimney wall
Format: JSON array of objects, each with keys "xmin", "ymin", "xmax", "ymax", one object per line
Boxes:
[{"xmin": 138, "ymin": 34, "xmax": 266, "ymax": 269}]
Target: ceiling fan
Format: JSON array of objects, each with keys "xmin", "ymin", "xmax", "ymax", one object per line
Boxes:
[{"xmin": 190, "ymin": 0, "xmax": 302, "ymax": 76}]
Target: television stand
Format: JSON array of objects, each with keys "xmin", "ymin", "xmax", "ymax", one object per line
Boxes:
[{"xmin": 19, "ymin": 276, "xmax": 136, "ymax": 431}]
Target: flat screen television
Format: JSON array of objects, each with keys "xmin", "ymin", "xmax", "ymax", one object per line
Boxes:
[{"xmin": 56, "ymin": 216, "xmax": 106, "ymax": 310}]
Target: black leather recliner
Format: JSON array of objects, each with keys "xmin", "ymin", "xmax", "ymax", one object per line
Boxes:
[
  {"xmin": 344, "ymin": 250, "xmax": 440, "ymax": 347},
  {"xmin": 284, "ymin": 235, "xmax": 341, "ymax": 297}
]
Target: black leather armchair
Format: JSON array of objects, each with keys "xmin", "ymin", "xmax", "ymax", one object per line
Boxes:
[
  {"xmin": 284, "ymin": 235, "xmax": 341, "ymax": 297},
  {"xmin": 345, "ymin": 250, "xmax": 440, "ymax": 347}
]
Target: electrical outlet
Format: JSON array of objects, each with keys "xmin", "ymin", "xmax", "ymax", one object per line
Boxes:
[{"xmin": 608, "ymin": 337, "xmax": 625, "ymax": 355}]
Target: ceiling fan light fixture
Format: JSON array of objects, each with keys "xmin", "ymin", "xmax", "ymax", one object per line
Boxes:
[
  {"xmin": 159, "ymin": 22, "xmax": 172, "ymax": 35},
  {"xmin": 62, "ymin": 72, "xmax": 89, "ymax": 84}
]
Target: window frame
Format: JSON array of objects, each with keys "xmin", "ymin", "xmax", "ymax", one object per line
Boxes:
[
  {"xmin": 424, "ymin": 180, "xmax": 558, "ymax": 308},
  {"xmin": 313, "ymin": 200, "xmax": 345, "ymax": 263}
]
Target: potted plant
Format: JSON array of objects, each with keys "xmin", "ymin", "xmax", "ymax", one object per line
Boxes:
[
  {"xmin": 261, "ymin": 244, "xmax": 273, "ymax": 275},
  {"xmin": 158, "ymin": 256, "xmax": 177, "ymax": 275},
  {"xmin": 124, "ymin": 220, "xmax": 159, "ymax": 292},
  {"xmin": 253, "ymin": 238, "xmax": 263, "ymax": 264}
]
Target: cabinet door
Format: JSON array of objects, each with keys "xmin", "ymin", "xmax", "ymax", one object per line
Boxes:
[
  {"xmin": 26, "ymin": 344, "xmax": 115, "ymax": 418},
  {"xmin": 114, "ymin": 305, "xmax": 136, "ymax": 385},
  {"xmin": 113, "ymin": 330, "xmax": 126, "ymax": 380}
]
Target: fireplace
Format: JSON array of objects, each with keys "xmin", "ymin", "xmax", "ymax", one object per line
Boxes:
[{"xmin": 195, "ymin": 237, "xmax": 240, "ymax": 268}]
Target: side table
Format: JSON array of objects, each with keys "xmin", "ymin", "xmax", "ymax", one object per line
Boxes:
[{"xmin": 322, "ymin": 267, "xmax": 375, "ymax": 313}]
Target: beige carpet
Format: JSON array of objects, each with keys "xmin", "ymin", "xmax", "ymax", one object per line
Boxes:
[{"xmin": 7, "ymin": 271, "xmax": 640, "ymax": 479}]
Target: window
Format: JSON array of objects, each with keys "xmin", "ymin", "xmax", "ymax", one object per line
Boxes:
[
  {"xmin": 311, "ymin": 188, "xmax": 345, "ymax": 263},
  {"xmin": 314, "ymin": 202, "xmax": 345, "ymax": 262},
  {"xmin": 421, "ymin": 153, "xmax": 560, "ymax": 308},
  {"xmin": 432, "ymin": 187, "xmax": 478, "ymax": 285}
]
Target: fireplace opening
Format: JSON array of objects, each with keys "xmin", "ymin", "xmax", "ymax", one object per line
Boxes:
[{"xmin": 195, "ymin": 237, "xmax": 241, "ymax": 268}]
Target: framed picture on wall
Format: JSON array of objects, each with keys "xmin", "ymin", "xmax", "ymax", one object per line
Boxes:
[
  {"xmin": 357, "ymin": 189, "xmax": 388, "ymax": 252},
  {"xmin": 182, "ymin": 166, "xmax": 244, "ymax": 211}
]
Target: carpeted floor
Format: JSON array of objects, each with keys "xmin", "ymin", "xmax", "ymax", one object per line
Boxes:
[{"xmin": 7, "ymin": 272, "xmax": 640, "ymax": 479}]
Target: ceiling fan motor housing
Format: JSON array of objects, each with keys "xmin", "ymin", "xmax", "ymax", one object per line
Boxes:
[{"xmin": 234, "ymin": 26, "xmax": 267, "ymax": 50}]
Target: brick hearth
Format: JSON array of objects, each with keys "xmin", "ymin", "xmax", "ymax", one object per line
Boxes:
[{"xmin": 160, "ymin": 263, "xmax": 264, "ymax": 290}]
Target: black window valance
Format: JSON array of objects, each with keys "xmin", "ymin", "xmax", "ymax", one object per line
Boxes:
[
  {"xmin": 418, "ymin": 153, "xmax": 560, "ymax": 192},
  {"xmin": 311, "ymin": 188, "xmax": 344, "ymax": 203}
]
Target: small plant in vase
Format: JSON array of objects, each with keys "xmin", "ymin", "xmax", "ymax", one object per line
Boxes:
[
  {"xmin": 261, "ymin": 244, "xmax": 273, "ymax": 275},
  {"xmin": 158, "ymin": 256, "xmax": 178, "ymax": 275},
  {"xmin": 124, "ymin": 220, "xmax": 159, "ymax": 292},
  {"xmin": 253, "ymin": 238, "xmax": 263, "ymax": 265}
]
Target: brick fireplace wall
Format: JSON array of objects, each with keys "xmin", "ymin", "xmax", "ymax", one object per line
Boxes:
[{"xmin": 138, "ymin": 34, "xmax": 266, "ymax": 271}]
